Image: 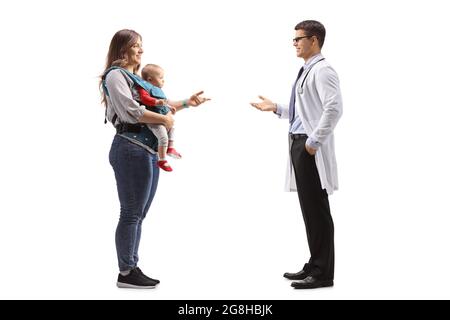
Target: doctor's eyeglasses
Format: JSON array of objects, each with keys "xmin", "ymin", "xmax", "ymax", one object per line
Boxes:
[{"xmin": 293, "ymin": 35, "xmax": 313, "ymax": 44}]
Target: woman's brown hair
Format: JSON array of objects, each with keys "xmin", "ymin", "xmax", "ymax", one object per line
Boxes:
[{"xmin": 100, "ymin": 29, "xmax": 142, "ymax": 105}]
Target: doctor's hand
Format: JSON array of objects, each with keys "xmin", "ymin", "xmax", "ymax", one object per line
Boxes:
[
  {"xmin": 250, "ymin": 95, "xmax": 277, "ymax": 112},
  {"xmin": 305, "ymin": 144, "xmax": 317, "ymax": 156}
]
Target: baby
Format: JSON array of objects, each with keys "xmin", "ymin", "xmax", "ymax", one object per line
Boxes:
[{"xmin": 138, "ymin": 64, "xmax": 182, "ymax": 172}]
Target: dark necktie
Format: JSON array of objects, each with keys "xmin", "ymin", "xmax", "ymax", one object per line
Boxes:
[{"xmin": 289, "ymin": 66, "xmax": 304, "ymax": 125}]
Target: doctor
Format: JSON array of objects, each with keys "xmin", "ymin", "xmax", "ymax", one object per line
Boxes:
[{"xmin": 251, "ymin": 20, "xmax": 343, "ymax": 289}]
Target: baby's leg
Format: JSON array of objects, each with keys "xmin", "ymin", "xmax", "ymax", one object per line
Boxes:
[
  {"xmin": 147, "ymin": 124, "xmax": 169, "ymax": 160},
  {"xmin": 167, "ymin": 127, "xmax": 182, "ymax": 159},
  {"xmin": 168, "ymin": 127, "xmax": 175, "ymax": 148}
]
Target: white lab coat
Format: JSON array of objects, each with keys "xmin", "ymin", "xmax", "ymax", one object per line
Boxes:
[{"xmin": 277, "ymin": 56, "xmax": 343, "ymax": 195}]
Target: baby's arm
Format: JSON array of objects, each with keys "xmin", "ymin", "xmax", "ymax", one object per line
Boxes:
[
  {"xmin": 167, "ymin": 104, "xmax": 177, "ymax": 114},
  {"xmin": 137, "ymin": 87, "xmax": 166, "ymax": 107}
]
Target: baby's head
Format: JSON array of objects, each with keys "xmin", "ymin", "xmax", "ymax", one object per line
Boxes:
[{"xmin": 141, "ymin": 64, "xmax": 164, "ymax": 88}]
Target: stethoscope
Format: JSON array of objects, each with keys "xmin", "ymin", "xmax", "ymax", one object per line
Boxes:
[{"xmin": 298, "ymin": 58, "xmax": 325, "ymax": 94}]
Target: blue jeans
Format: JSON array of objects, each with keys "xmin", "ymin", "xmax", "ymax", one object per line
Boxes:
[{"xmin": 109, "ymin": 135, "xmax": 159, "ymax": 271}]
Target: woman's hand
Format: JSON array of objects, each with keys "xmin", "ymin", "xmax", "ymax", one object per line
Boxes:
[
  {"xmin": 164, "ymin": 113, "xmax": 174, "ymax": 129},
  {"xmin": 188, "ymin": 91, "xmax": 211, "ymax": 107}
]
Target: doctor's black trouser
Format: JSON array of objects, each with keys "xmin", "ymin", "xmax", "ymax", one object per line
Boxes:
[{"xmin": 290, "ymin": 134, "xmax": 334, "ymax": 281}]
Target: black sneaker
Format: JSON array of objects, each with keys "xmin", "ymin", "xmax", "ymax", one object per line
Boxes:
[
  {"xmin": 135, "ymin": 267, "xmax": 160, "ymax": 284},
  {"xmin": 117, "ymin": 268, "xmax": 159, "ymax": 289}
]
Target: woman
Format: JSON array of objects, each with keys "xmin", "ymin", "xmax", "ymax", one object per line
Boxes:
[{"xmin": 101, "ymin": 29, "xmax": 209, "ymax": 289}]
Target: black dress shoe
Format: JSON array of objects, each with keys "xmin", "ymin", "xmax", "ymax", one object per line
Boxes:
[
  {"xmin": 283, "ymin": 269, "xmax": 309, "ymax": 280},
  {"xmin": 291, "ymin": 276, "xmax": 334, "ymax": 289}
]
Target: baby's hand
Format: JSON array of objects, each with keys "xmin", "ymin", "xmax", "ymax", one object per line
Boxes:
[
  {"xmin": 155, "ymin": 99, "xmax": 166, "ymax": 106},
  {"xmin": 169, "ymin": 105, "xmax": 177, "ymax": 114}
]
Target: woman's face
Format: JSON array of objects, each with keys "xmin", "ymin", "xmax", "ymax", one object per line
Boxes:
[{"xmin": 127, "ymin": 38, "xmax": 143, "ymax": 68}]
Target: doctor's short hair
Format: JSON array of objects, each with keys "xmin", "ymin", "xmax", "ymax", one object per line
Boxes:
[{"xmin": 295, "ymin": 20, "xmax": 326, "ymax": 49}]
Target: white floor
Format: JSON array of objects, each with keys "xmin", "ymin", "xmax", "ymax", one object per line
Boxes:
[
  {"xmin": 2, "ymin": 0, "xmax": 450, "ymax": 300},
  {"xmin": 2, "ymin": 166, "xmax": 450, "ymax": 300}
]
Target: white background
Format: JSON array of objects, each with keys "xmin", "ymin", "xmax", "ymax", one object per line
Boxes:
[{"xmin": 1, "ymin": 0, "xmax": 449, "ymax": 299}]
